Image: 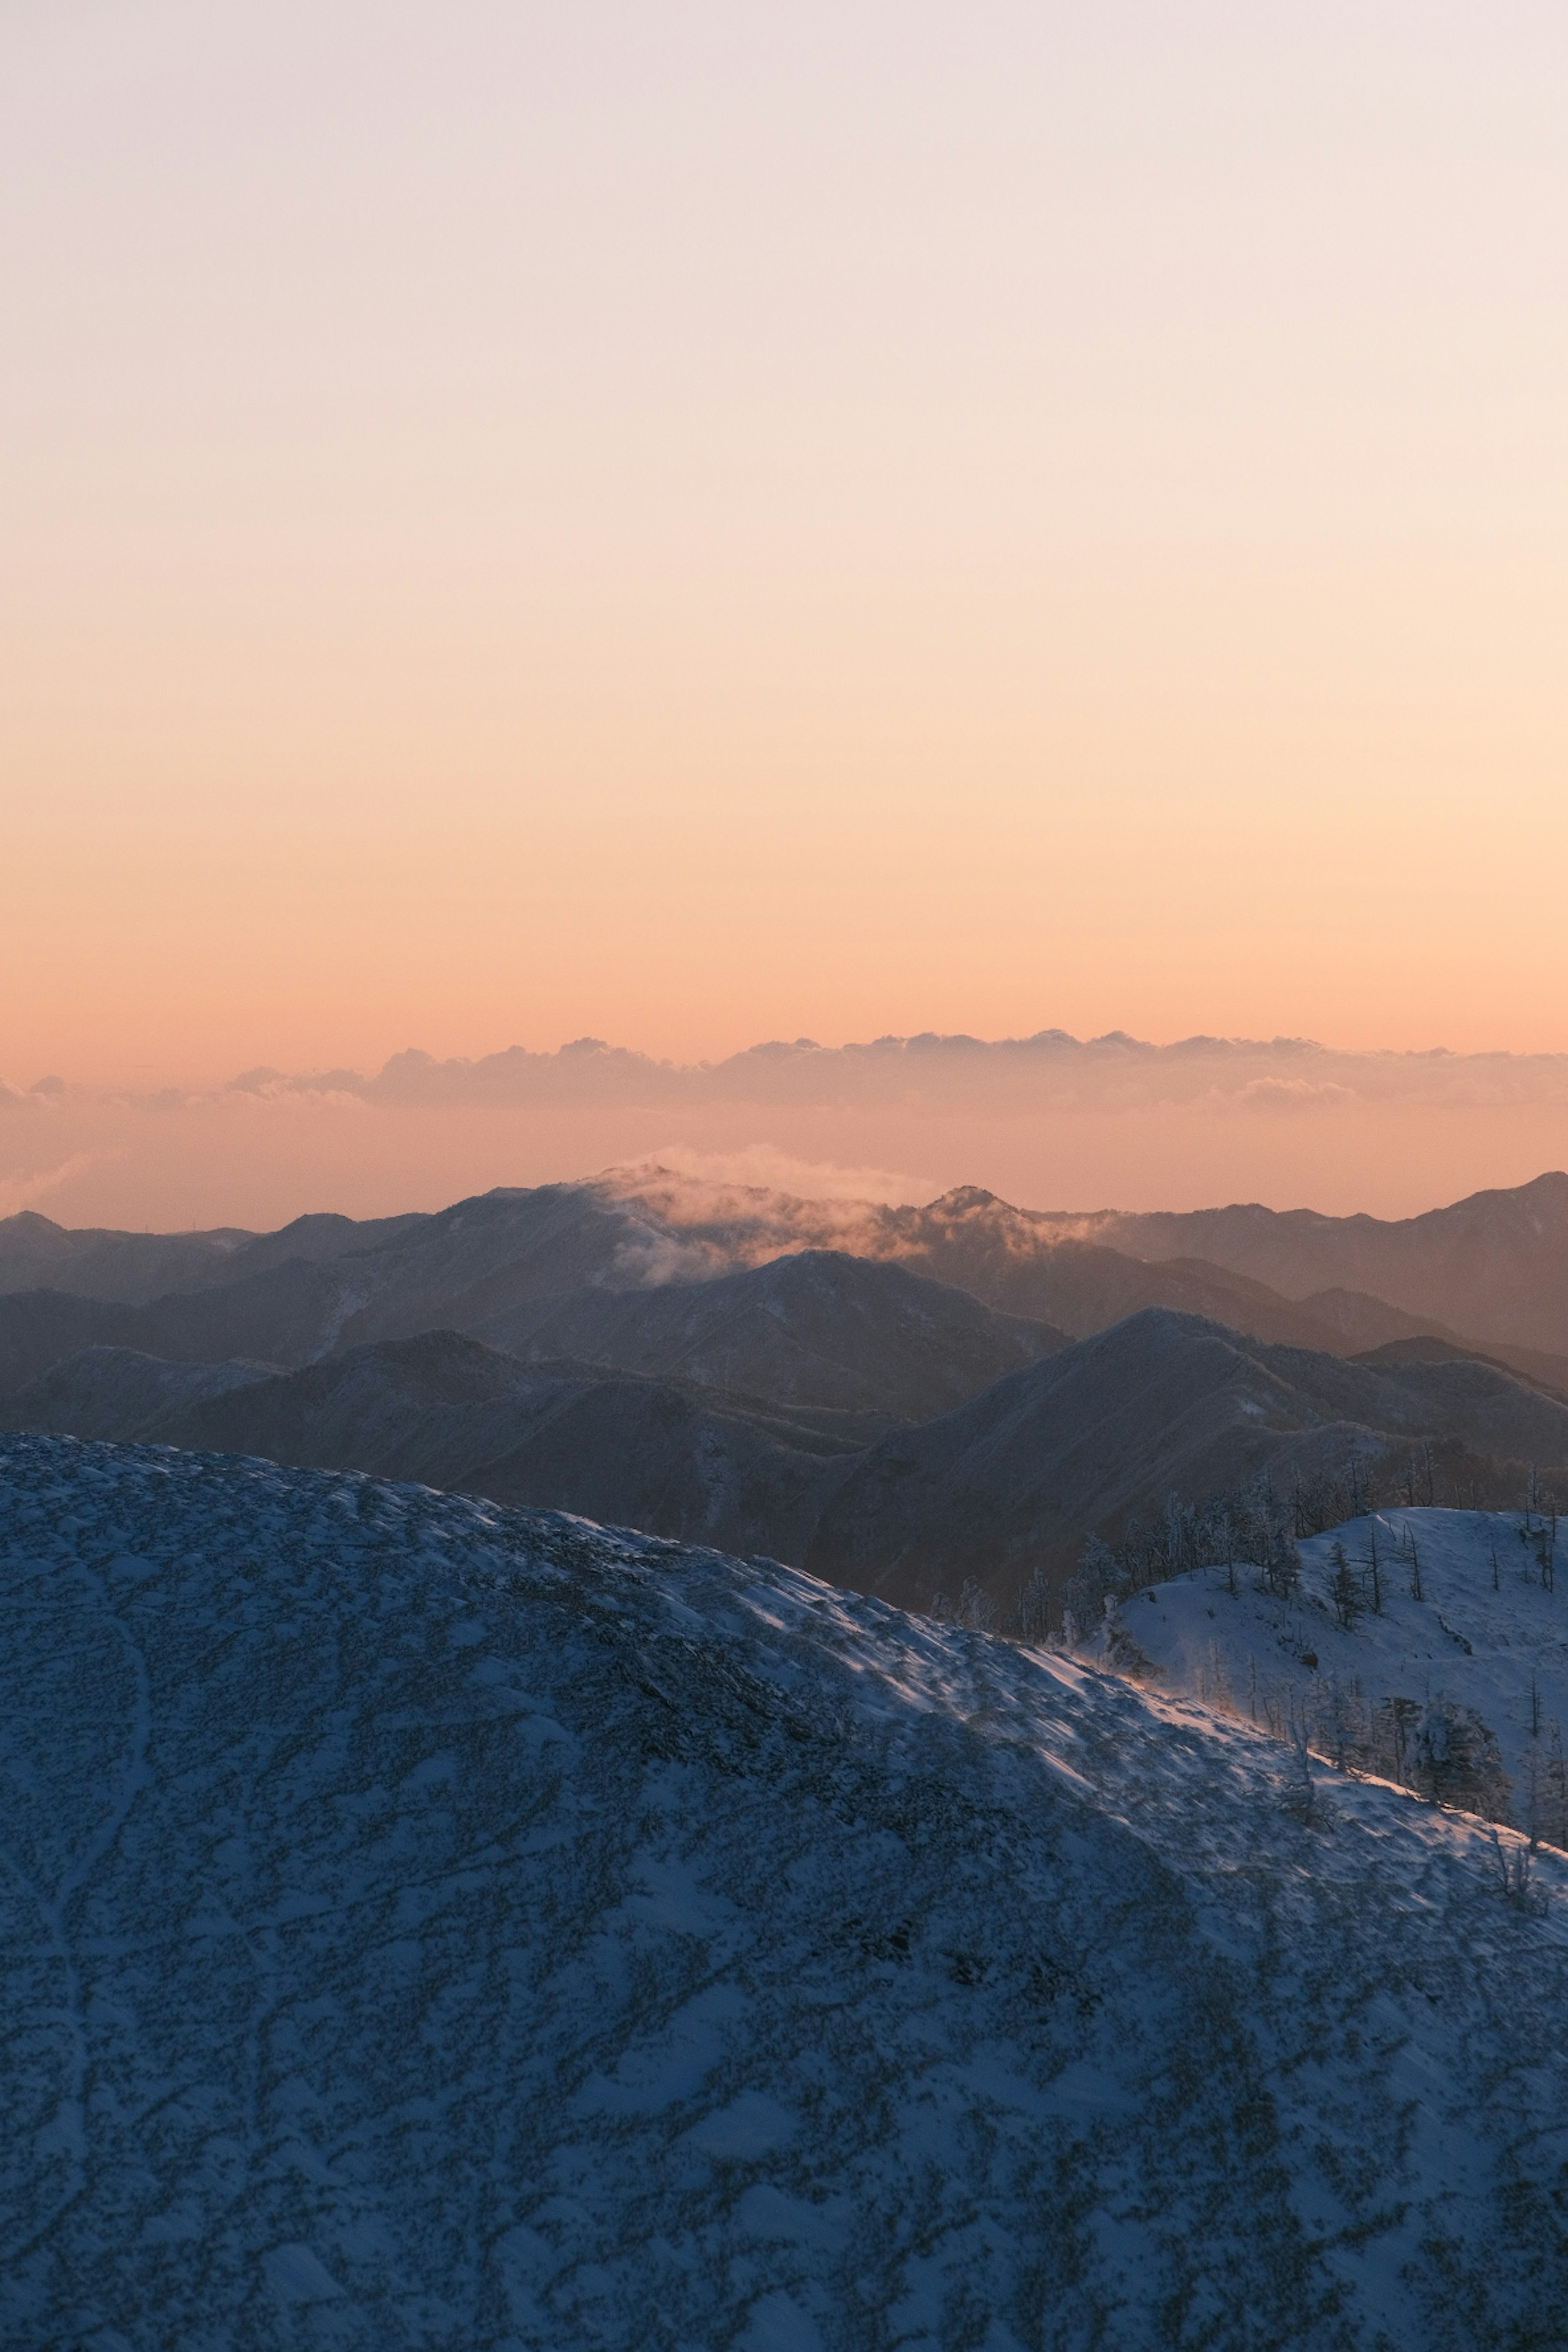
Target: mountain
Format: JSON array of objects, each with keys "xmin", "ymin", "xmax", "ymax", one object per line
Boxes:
[
  {"xmin": 1074, "ymin": 1171, "xmax": 1568, "ymax": 1354},
  {"xmin": 4, "ymin": 1432, "xmax": 1566, "ymax": 2347},
  {"xmin": 15, "ymin": 1169, "xmax": 1568, "ymax": 1380},
  {"xmin": 0, "ymin": 1207, "xmax": 252, "ymax": 1301},
  {"xmin": 0, "ymin": 1203, "xmax": 425, "ymax": 1305},
  {"xmin": 805, "ymin": 1311, "xmax": 1568, "ymax": 1613},
  {"xmin": 0, "ymin": 1176, "xmax": 1418, "ymax": 1390},
  {"xmin": 1294, "ymin": 1285, "xmax": 1483, "ymax": 1351},
  {"xmin": 0, "ymin": 1256, "xmax": 361, "ymax": 1390},
  {"xmin": 0, "ymin": 1244, "xmax": 1067, "ymax": 1430},
  {"xmin": 7, "ymin": 1344, "xmax": 278, "ymax": 1440},
  {"xmin": 139, "ymin": 1329, "xmax": 873, "ymax": 1563},
  {"xmin": 14, "ymin": 1312, "xmax": 1568, "ymax": 1615},
  {"xmin": 474, "ymin": 1248, "xmax": 1069, "ymax": 1418},
  {"xmin": 1293, "ymin": 1295, "xmax": 1568, "ymax": 1398}
]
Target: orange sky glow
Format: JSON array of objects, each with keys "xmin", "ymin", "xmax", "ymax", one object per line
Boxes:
[{"xmin": 5, "ymin": 3, "xmax": 1568, "ymax": 1225}]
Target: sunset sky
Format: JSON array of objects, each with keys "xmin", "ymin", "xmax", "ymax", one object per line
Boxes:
[{"xmin": 5, "ymin": 3, "xmax": 1568, "ymax": 1222}]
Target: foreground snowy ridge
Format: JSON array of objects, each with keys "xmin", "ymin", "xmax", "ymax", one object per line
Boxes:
[{"xmin": 2, "ymin": 1439, "xmax": 1567, "ymax": 2350}]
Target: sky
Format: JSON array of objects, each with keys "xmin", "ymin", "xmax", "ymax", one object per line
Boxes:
[{"xmin": 4, "ymin": 3, "xmax": 1568, "ymax": 1224}]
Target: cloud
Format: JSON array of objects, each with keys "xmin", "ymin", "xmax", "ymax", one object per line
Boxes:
[
  {"xmin": 15, "ymin": 1028, "xmax": 1568, "ymax": 1229},
  {"xmin": 0, "ymin": 1152, "xmax": 105, "ymax": 1216},
  {"xmin": 0, "ymin": 1077, "xmax": 54, "ymax": 1112},
  {"xmin": 1233, "ymin": 1077, "xmax": 1357, "ymax": 1114},
  {"xmin": 160, "ymin": 1032, "xmax": 1568, "ymax": 1120},
  {"xmin": 226, "ymin": 1068, "xmax": 371, "ymax": 1108},
  {"xmin": 622, "ymin": 1144, "xmax": 938, "ymax": 1205}
]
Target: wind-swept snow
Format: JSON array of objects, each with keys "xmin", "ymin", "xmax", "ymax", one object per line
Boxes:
[
  {"xmin": 1093, "ymin": 1507, "xmax": 1568, "ymax": 1838},
  {"xmin": 2, "ymin": 1438, "xmax": 1567, "ymax": 2348}
]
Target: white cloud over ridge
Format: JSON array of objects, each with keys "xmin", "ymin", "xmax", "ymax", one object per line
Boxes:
[{"xmin": 620, "ymin": 1144, "xmax": 939, "ymax": 1205}]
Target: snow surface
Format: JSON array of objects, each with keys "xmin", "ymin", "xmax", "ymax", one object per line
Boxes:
[
  {"xmin": 3, "ymin": 1438, "xmax": 1568, "ymax": 2349},
  {"xmin": 1094, "ymin": 1508, "xmax": 1568, "ymax": 1834}
]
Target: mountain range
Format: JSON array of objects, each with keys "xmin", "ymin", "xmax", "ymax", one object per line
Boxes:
[
  {"xmin": 9, "ymin": 1165, "xmax": 1568, "ymax": 1368},
  {"xmin": 1049, "ymin": 1169, "xmax": 1568, "ymax": 1356},
  {"xmin": 12, "ymin": 1308, "xmax": 1568, "ymax": 1617},
  {"xmin": 8, "ymin": 1170, "xmax": 1568, "ymax": 1612}
]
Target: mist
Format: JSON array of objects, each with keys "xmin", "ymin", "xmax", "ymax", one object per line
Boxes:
[{"xmin": 8, "ymin": 1029, "xmax": 1568, "ymax": 1231}]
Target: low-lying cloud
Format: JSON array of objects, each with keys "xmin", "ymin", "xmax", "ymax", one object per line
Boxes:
[
  {"xmin": 0, "ymin": 1152, "xmax": 107, "ymax": 1216},
  {"xmin": 208, "ymin": 1031, "xmax": 1568, "ymax": 1118},
  {"xmin": 7, "ymin": 1031, "xmax": 1568, "ymax": 1230},
  {"xmin": 1232, "ymin": 1076, "xmax": 1359, "ymax": 1114},
  {"xmin": 624, "ymin": 1144, "xmax": 939, "ymax": 1205}
]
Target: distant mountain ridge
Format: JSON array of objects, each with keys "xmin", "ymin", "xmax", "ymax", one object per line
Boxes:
[
  {"xmin": 11, "ymin": 1169, "xmax": 1568, "ymax": 1381},
  {"xmin": 473, "ymin": 1249, "xmax": 1068, "ymax": 1417},
  {"xmin": 1054, "ymin": 1170, "xmax": 1568, "ymax": 1354},
  {"xmin": 8, "ymin": 1170, "xmax": 1568, "ymax": 1615}
]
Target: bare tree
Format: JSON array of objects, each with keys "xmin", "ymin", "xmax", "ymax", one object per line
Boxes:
[
  {"xmin": 1014, "ymin": 1564, "xmax": 1053, "ymax": 1645},
  {"xmin": 1406, "ymin": 1528, "xmax": 1425, "ymax": 1604},
  {"xmin": 1486, "ymin": 1827, "xmax": 1546, "ymax": 1915},
  {"xmin": 1281, "ymin": 1704, "xmax": 1324, "ymax": 1826},
  {"xmin": 1328, "ymin": 1541, "xmax": 1361, "ymax": 1630}
]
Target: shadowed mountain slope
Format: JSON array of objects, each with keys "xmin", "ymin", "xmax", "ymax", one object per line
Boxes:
[
  {"xmin": 8, "ymin": 1345, "xmax": 278, "ymax": 1440},
  {"xmin": 18, "ymin": 1313, "xmax": 1568, "ymax": 1621},
  {"xmin": 805, "ymin": 1310, "xmax": 1568, "ymax": 1613},
  {"xmin": 1349, "ymin": 1335, "xmax": 1568, "ymax": 1398},
  {"xmin": 475, "ymin": 1249, "xmax": 1069, "ymax": 1417},
  {"xmin": 0, "ymin": 1258, "xmax": 361, "ymax": 1391},
  {"xmin": 1077, "ymin": 1171, "xmax": 1568, "ymax": 1353},
  {"xmin": 145, "ymin": 1330, "xmax": 874, "ymax": 1563},
  {"xmin": 0, "ymin": 1245, "xmax": 1069, "ymax": 1430}
]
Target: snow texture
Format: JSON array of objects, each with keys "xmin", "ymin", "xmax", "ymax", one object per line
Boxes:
[
  {"xmin": 2, "ymin": 1437, "xmax": 1568, "ymax": 2349},
  {"xmin": 1097, "ymin": 1507, "xmax": 1568, "ymax": 1836}
]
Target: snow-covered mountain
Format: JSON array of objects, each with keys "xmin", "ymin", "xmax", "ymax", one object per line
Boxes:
[
  {"xmin": 4, "ymin": 1435, "xmax": 1567, "ymax": 2348},
  {"xmin": 1079, "ymin": 1505, "xmax": 1568, "ymax": 1841}
]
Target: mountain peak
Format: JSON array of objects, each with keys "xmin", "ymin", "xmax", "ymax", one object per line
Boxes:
[{"xmin": 927, "ymin": 1184, "xmax": 1004, "ymax": 1215}]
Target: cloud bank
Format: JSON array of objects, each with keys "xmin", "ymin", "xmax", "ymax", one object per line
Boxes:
[
  {"xmin": 7, "ymin": 1032, "xmax": 1568, "ymax": 1232},
  {"xmin": 218, "ymin": 1031, "xmax": 1568, "ymax": 1118}
]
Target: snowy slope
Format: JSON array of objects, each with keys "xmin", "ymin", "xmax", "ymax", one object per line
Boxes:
[
  {"xmin": 3, "ymin": 1439, "xmax": 1568, "ymax": 2349},
  {"xmin": 1093, "ymin": 1508, "xmax": 1568, "ymax": 1837}
]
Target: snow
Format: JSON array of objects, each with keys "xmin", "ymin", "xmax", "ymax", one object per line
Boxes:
[
  {"xmin": 1098, "ymin": 1506, "xmax": 1568, "ymax": 1832},
  {"xmin": 2, "ymin": 1437, "xmax": 1568, "ymax": 2348}
]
